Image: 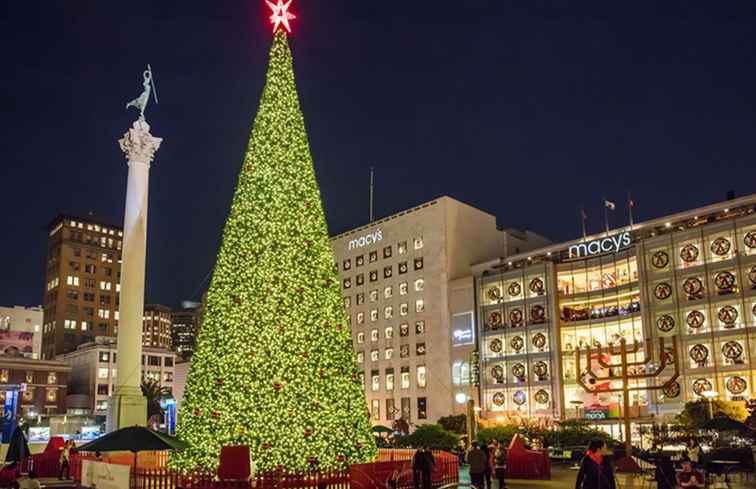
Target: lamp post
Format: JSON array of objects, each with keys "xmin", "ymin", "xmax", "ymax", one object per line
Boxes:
[
  {"xmin": 570, "ymin": 400, "xmax": 584, "ymax": 420},
  {"xmin": 702, "ymin": 390, "xmax": 719, "ymax": 420}
]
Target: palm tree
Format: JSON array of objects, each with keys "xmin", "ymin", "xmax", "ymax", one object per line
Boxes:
[{"xmin": 141, "ymin": 379, "xmax": 171, "ymax": 420}]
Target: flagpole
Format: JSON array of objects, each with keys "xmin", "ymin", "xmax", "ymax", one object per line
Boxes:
[
  {"xmin": 580, "ymin": 206, "xmax": 587, "ymax": 239},
  {"xmin": 628, "ymin": 192, "xmax": 635, "ymax": 229},
  {"xmin": 603, "ymin": 198, "xmax": 610, "ymax": 235}
]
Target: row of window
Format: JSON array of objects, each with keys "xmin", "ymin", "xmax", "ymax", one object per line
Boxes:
[
  {"xmin": 343, "ymin": 259, "xmax": 424, "ymax": 289},
  {"xmin": 357, "ymin": 343, "xmax": 427, "ymax": 363},
  {"xmin": 64, "ymin": 276, "xmax": 119, "ymax": 292},
  {"xmin": 344, "ymin": 280, "xmax": 425, "ymax": 308},
  {"xmin": 356, "ymin": 321, "xmax": 426, "ymax": 344},
  {"xmin": 66, "ymin": 230, "xmax": 122, "ymax": 251},
  {"xmin": 0, "ymin": 370, "xmax": 59, "ymax": 385},
  {"xmin": 370, "ymin": 396, "xmax": 427, "ymax": 421},
  {"xmin": 66, "ymin": 220, "xmax": 122, "ymax": 237},
  {"xmin": 341, "ymin": 238, "xmax": 424, "ymax": 272},
  {"xmin": 351, "ymin": 300, "xmax": 426, "ymax": 325},
  {"xmin": 362, "ymin": 366, "xmax": 427, "ymax": 392}
]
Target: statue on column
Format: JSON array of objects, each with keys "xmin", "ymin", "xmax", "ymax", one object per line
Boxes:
[{"xmin": 126, "ymin": 65, "xmax": 158, "ymax": 120}]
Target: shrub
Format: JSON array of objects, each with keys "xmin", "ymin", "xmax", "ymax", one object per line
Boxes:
[
  {"xmin": 476, "ymin": 425, "xmax": 519, "ymax": 447},
  {"xmin": 396, "ymin": 424, "xmax": 459, "ymax": 451},
  {"xmin": 438, "ymin": 414, "xmax": 467, "ymax": 434}
]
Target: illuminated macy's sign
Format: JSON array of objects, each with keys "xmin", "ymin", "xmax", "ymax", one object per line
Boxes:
[
  {"xmin": 568, "ymin": 231, "xmax": 633, "ymax": 259},
  {"xmin": 348, "ymin": 229, "xmax": 383, "ymax": 250}
]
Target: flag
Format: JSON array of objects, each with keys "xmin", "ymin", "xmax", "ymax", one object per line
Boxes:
[
  {"xmin": 628, "ymin": 194, "xmax": 635, "ymax": 227},
  {"xmin": 604, "ymin": 200, "xmax": 616, "ymax": 211},
  {"xmin": 580, "ymin": 207, "xmax": 588, "ymax": 238}
]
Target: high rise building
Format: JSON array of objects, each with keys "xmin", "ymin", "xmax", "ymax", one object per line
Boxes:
[
  {"xmin": 331, "ymin": 196, "xmax": 549, "ymax": 425},
  {"xmin": 42, "ymin": 215, "xmax": 123, "ymax": 359},
  {"xmin": 143, "ymin": 304, "xmax": 172, "ymax": 349},
  {"xmin": 0, "ymin": 305, "xmax": 43, "ymax": 359},
  {"xmin": 171, "ymin": 301, "xmax": 201, "ymax": 360}
]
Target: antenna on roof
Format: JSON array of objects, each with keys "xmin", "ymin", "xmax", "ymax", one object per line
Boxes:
[{"xmin": 369, "ymin": 166, "xmax": 375, "ymax": 223}]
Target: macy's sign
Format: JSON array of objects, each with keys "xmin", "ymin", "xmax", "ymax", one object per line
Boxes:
[
  {"xmin": 348, "ymin": 229, "xmax": 383, "ymax": 250},
  {"xmin": 568, "ymin": 231, "xmax": 632, "ymax": 259}
]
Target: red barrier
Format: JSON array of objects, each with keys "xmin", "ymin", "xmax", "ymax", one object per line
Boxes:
[
  {"xmin": 351, "ymin": 450, "xmax": 459, "ymax": 489},
  {"xmin": 505, "ymin": 434, "xmax": 550, "ymax": 480}
]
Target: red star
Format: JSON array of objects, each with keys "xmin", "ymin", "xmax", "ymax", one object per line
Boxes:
[{"xmin": 266, "ymin": 0, "xmax": 296, "ymax": 33}]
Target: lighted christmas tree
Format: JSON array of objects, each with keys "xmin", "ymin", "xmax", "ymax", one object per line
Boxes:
[{"xmin": 171, "ymin": 3, "xmax": 376, "ymax": 472}]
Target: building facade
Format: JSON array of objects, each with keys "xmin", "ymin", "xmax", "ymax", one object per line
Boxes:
[
  {"xmin": 0, "ymin": 356, "xmax": 70, "ymax": 418},
  {"xmin": 0, "ymin": 306, "xmax": 43, "ymax": 359},
  {"xmin": 331, "ymin": 196, "xmax": 548, "ymax": 426},
  {"xmin": 171, "ymin": 302, "xmax": 201, "ymax": 360},
  {"xmin": 474, "ymin": 193, "xmax": 756, "ymax": 444},
  {"xmin": 60, "ymin": 336, "xmax": 175, "ymax": 418},
  {"xmin": 42, "ymin": 215, "xmax": 123, "ymax": 359},
  {"xmin": 143, "ymin": 304, "xmax": 172, "ymax": 349}
]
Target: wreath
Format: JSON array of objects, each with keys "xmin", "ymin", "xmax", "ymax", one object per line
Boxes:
[
  {"xmin": 652, "ymin": 250, "xmax": 670, "ymax": 269},
  {"xmin": 532, "ymin": 333, "xmax": 547, "ymax": 350},
  {"xmin": 511, "ymin": 336, "xmax": 524, "ymax": 352},
  {"xmin": 508, "ymin": 282, "xmax": 522, "ymax": 297},
  {"xmin": 745, "ymin": 231, "xmax": 756, "ymax": 249},
  {"xmin": 663, "ymin": 381, "xmax": 681, "ymax": 398},
  {"xmin": 680, "ymin": 244, "xmax": 700, "ymax": 263},
  {"xmin": 492, "ymin": 392, "xmax": 506, "ymax": 406},
  {"xmin": 726, "ymin": 376, "xmax": 747, "ymax": 395},
  {"xmin": 748, "ymin": 266, "xmax": 756, "ymax": 286},
  {"xmin": 487, "ymin": 287, "xmax": 501, "ymax": 302},
  {"xmin": 654, "ymin": 282, "xmax": 672, "ymax": 300},
  {"xmin": 686, "ymin": 310, "xmax": 705, "ymax": 329},
  {"xmin": 512, "ymin": 363, "xmax": 526, "ymax": 380},
  {"xmin": 693, "ymin": 378, "xmax": 713, "ymax": 396},
  {"xmin": 689, "ymin": 344, "xmax": 709, "ymax": 365},
  {"xmin": 488, "ymin": 312, "xmax": 503, "ymax": 327},
  {"xmin": 491, "ymin": 365, "xmax": 505, "ymax": 382},
  {"xmin": 529, "ymin": 277, "xmax": 545, "ymax": 295},
  {"xmin": 683, "ymin": 277, "xmax": 704, "ymax": 296},
  {"xmin": 533, "ymin": 361, "xmax": 548, "ymax": 378},
  {"xmin": 711, "ymin": 237, "xmax": 731, "ymax": 256},
  {"xmin": 530, "ymin": 305, "xmax": 546, "ymax": 323},
  {"xmin": 714, "ymin": 271, "xmax": 736, "ymax": 290},
  {"xmin": 656, "ymin": 315, "xmax": 676, "ymax": 332},
  {"xmin": 513, "ymin": 390, "xmax": 527, "ymax": 406},
  {"xmin": 509, "ymin": 309, "xmax": 524, "ymax": 327},
  {"xmin": 489, "ymin": 339, "xmax": 503, "ymax": 353},
  {"xmin": 722, "ymin": 340, "xmax": 743, "ymax": 360},
  {"xmin": 534, "ymin": 389, "xmax": 550, "ymax": 405},
  {"xmin": 718, "ymin": 306, "xmax": 738, "ymax": 326}
]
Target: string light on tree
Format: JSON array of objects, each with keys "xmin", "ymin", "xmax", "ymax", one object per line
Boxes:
[
  {"xmin": 170, "ymin": 0, "xmax": 375, "ymax": 473},
  {"xmin": 267, "ymin": 0, "xmax": 296, "ymax": 33}
]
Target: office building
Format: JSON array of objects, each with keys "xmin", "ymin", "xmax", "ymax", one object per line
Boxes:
[
  {"xmin": 0, "ymin": 305, "xmax": 43, "ymax": 359},
  {"xmin": 171, "ymin": 302, "xmax": 201, "ymax": 360},
  {"xmin": 143, "ymin": 304, "xmax": 172, "ymax": 349},
  {"xmin": 0, "ymin": 356, "xmax": 70, "ymax": 418}
]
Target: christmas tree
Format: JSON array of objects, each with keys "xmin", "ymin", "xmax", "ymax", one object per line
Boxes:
[{"xmin": 171, "ymin": 19, "xmax": 376, "ymax": 472}]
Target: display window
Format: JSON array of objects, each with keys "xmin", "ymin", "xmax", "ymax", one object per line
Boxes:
[
  {"xmin": 561, "ymin": 318, "xmax": 643, "ymax": 354},
  {"xmin": 683, "ymin": 307, "xmax": 708, "ymax": 334},
  {"xmin": 724, "ymin": 374, "xmax": 749, "ymax": 400},
  {"xmin": 739, "ymin": 227, "xmax": 756, "ymax": 256},
  {"xmin": 715, "ymin": 302, "xmax": 741, "ymax": 330},
  {"xmin": 559, "ymin": 291, "xmax": 640, "ymax": 323},
  {"xmin": 557, "ymin": 256, "xmax": 638, "ymax": 296},
  {"xmin": 676, "ymin": 239, "xmax": 703, "ymax": 269},
  {"xmin": 686, "ymin": 341, "xmax": 713, "ymax": 369},
  {"xmin": 707, "ymin": 232, "xmax": 735, "ymax": 262},
  {"xmin": 679, "ymin": 276, "xmax": 705, "ymax": 302},
  {"xmin": 720, "ymin": 339, "xmax": 746, "ymax": 366},
  {"xmin": 689, "ymin": 377, "xmax": 714, "ymax": 400},
  {"xmin": 711, "ymin": 268, "xmax": 738, "ymax": 296}
]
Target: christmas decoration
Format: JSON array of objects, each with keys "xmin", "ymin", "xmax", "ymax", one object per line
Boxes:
[
  {"xmin": 267, "ymin": 0, "xmax": 296, "ymax": 33},
  {"xmin": 172, "ymin": 25, "xmax": 375, "ymax": 472}
]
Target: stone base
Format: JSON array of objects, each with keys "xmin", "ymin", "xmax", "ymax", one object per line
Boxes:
[{"xmin": 106, "ymin": 387, "xmax": 147, "ymax": 432}]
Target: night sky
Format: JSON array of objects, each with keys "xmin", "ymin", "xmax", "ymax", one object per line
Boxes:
[{"xmin": 2, "ymin": 1, "xmax": 756, "ymax": 308}]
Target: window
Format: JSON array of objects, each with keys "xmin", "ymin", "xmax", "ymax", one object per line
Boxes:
[
  {"xmin": 414, "ymin": 237, "xmax": 424, "ymax": 250},
  {"xmin": 415, "ymin": 299, "xmax": 425, "ymax": 313},
  {"xmin": 398, "ymin": 241, "xmax": 407, "ymax": 254},
  {"xmin": 84, "ymin": 278, "xmax": 96, "ymax": 289},
  {"xmin": 81, "ymin": 321, "xmax": 89, "ymax": 331},
  {"xmin": 148, "ymin": 356, "xmax": 161, "ymax": 366},
  {"xmin": 66, "ymin": 289, "xmax": 78, "ymax": 300},
  {"xmin": 369, "ymin": 251, "xmax": 378, "ymax": 263},
  {"xmin": 400, "ymin": 323, "xmax": 409, "ymax": 337},
  {"xmin": 99, "ymin": 295, "xmax": 111, "ymax": 305},
  {"xmin": 85, "ymin": 264, "xmax": 96, "ymax": 274},
  {"xmin": 399, "ymin": 262, "xmax": 408, "ymax": 274},
  {"xmin": 399, "ymin": 282, "xmax": 408, "ymax": 295},
  {"xmin": 356, "ymin": 352, "xmax": 364, "ymax": 363},
  {"xmin": 415, "ymin": 279, "xmax": 425, "ymax": 292},
  {"xmin": 371, "ymin": 370, "xmax": 380, "ymax": 392},
  {"xmin": 356, "ymin": 255, "xmax": 364, "ymax": 267},
  {"xmin": 83, "ymin": 307, "xmax": 94, "ymax": 317},
  {"xmin": 23, "ymin": 388, "xmax": 33, "ymax": 402},
  {"xmin": 383, "ymin": 246, "xmax": 392, "ymax": 258},
  {"xmin": 98, "ymin": 367, "xmax": 109, "ymax": 379},
  {"xmin": 98, "ymin": 309, "xmax": 110, "ymax": 319},
  {"xmin": 414, "ymin": 258, "xmax": 424, "ymax": 271},
  {"xmin": 370, "ymin": 309, "xmax": 378, "ymax": 322},
  {"xmin": 343, "ymin": 278, "xmax": 351, "ymax": 290},
  {"xmin": 97, "ymin": 384, "xmax": 109, "ymax": 395},
  {"xmin": 400, "ymin": 303, "xmax": 409, "ymax": 316},
  {"xmin": 356, "ymin": 312, "xmax": 365, "ymax": 324},
  {"xmin": 100, "ymin": 281, "xmax": 111, "ymax": 291},
  {"xmin": 384, "ymin": 266, "xmax": 393, "ymax": 279},
  {"xmin": 356, "ymin": 274, "xmax": 364, "ymax": 286},
  {"xmin": 369, "ymin": 290, "xmax": 378, "ymax": 302},
  {"xmin": 0, "ymin": 370, "xmax": 7, "ymax": 383},
  {"xmin": 384, "ymin": 286, "xmax": 393, "ymax": 299},
  {"xmin": 385, "ymin": 327, "xmax": 394, "ymax": 339},
  {"xmin": 343, "ymin": 297, "xmax": 351, "ymax": 309},
  {"xmin": 384, "ymin": 306, "xmax": 393, "ymax": 319},
  {"xmin": 415, "ymin": 321, "xmax": 426, "ymax": 334},
  {"xmin": 64, "ymin": 319, "xmax": 77, "ymax": 330},
  {"xmin": 417, "ymin": 366, "xmax": 427, "ymax": 388},
  {"xmin": 66, "ymin": 276, "xmax": 79, "ymax": 286},
  {"xmin": 47, "ymin": 372, "xmax": 57, "ymax": 384},
  {"xmin": 370, "ymin": 350, "xmax": 379, "ymax": 362},
  {"xmin": 25, "ymin": 371, "xmax": 33, "ymax": 383},
  {"xmin": 104, "ymin": 267, "xmax": 113, "ymax": 277},
  {"xmin": 83, "ymin": 292, "xmax": 95, "ymax": 302},
  {"xmin": 356, "ymin": 293, "xmax": 365, "ymax": 305},
  {"xmin": 401, "ymin": 367, "xmax": 410, "ymax": 389},
  {"xmin": 96, "ymin": 400, "xmax": 108, "ymax": 411},
  {"xmin": 369, "ymin": 270, "xmax": 378, "ymax": 282},
  {"xmin": 65, "ymin": 304, "xmax": 78, "ymax": 315},
  {"xmin": 387, "ymin": 398, "xmax": 396, "ymax": 420},
  {"xmin": 400, "ymin": 344, "xmax": 410, "ymax": 358},
  {"xmin": 72, "ymin": 246, "xmax": 81, "ymax": 257},
  {"xmin": 416, "ymin": 343, "xmax": 426, "ymax": 356},
  {"xmin": 357, "ymin": 332, "xmax": 365, "ymax": 344},
  {"xmin": 343, "ymin": 259, "xmax": 351, "ymax": 271},
  {"xmin": 418, "ymin": 397, "xmax": 427, "ymax": 419},
  {"xmin": 164, "ymin": 357, "xmax": 173, "ymax": 367},
  {"xmin": 385, "ymin": 348, "xmax": 394, "ymax": 360},
  {"xmin": 386, "ymin": 369, "xmax": 395, "ymax": 390},
  {"xmin": 371, "ymin": 399, "xmax": 380, "ymax": 419},
  {"xmin": 100, "ymin": 352, "xmax": 110, "ymax": 362},
  {"xmin": 164, "ymin": 372, "xmax": 173, "ymax": 383},
  {"xmin": 452, "ymin": 361, "xmax": 470, "ymax": 385},
  {"xmin": 371, "ymin": 329, "xmax": 379, "ymax": 342}
]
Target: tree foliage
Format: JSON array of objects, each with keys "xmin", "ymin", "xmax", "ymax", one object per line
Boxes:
[
  {"xmin": 675, "ymin": 400, "xmax": 748, "ymax": 429},
  {"xmin": 397, "ymin": 425, "xmax": 459, "ymax": 452},
  {"xmin": 438, "ymin": 415, "xmax": 467, "ymax": 435}
]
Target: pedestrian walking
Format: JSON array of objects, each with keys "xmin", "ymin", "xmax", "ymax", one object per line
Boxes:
[
  {"xmin": 59, "ymin": 440, "xmax": 73, "ymax": 480},
  {"xmin": 655, "ymin": 455, "xmax": 676, "ymax": 489},
  {"xmin": 468, "ymin": 442, "xmax": 487, "ymax": 489},
  {"xmin": 492, "ymin": 440, "xmax": 508, "ymax": 489},
  {"xmin": 412, "ymin": 446, "xmax": 435, "ymax": 489},
  {"xmin": 575, "ymin": 439, "xmax": 615, "ymax": 489}
]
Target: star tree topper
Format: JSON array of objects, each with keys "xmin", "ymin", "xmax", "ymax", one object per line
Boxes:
[{"xmin": 267, "ymin": 0, "xmax": 296, "ymax": 33}]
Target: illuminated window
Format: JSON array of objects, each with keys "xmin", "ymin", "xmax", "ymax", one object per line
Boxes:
[
  {"xmin": 99, "ymin": 281, "xmax": 111, "ymax": 291},
  {"xmin": 371, "ymin": 399, "xmax": 380, "ymax": 420},
  {"xmin": 356, "ymin": 312, "xmax": 364, "ymax": 324},
  {"xmin": 384, "ymin": 286, "xmax": 393, "ymax": 299},
  {"xmin": 343, "ymin": 279, "xmax": 351, "ymax": 290},
  {"xmin": 415, "ymin": 279, "xmax": 424, "ymax": 292},
  {"xmin": 414, "ymin": 237, "xmax": 424, "ymax": 250},
  {"xmin": 343, "ymin": 297, "xmax": 351, "ymax": 309},
  {"xmin": 356, "ymin": 255, "xmax": 364, "ymax": 267},
  {"xmin": 371, "ymin": 329, "xmax": 379, "ymax": 342},
  {"xmin": 47, "ymin": 373, "xmax": 57, "ymax": 384},
  {"xmin": 384, "ymin": 306, "xmax": 393, "ymax": 319},
  {"xmin": 370, "ymin": 350, "xmax": 379, "ymax": 362},
  {"xmin": 400, "ymin": 303, "xmax": 408, "ymax": 316},
  {"xmin": 98, "ymin": 309, "xmax": 110, "ymax": 319},
  {"xmin": 398, "ymin": 242, "xmax": 407, "ymax": 254},
  {"xmin": 385, "ymin": 348, "xmax": 394, "ymax": 360},
  {"xmin": 418, "ymin": 397, "xmax": 427, "ymax": 419},
  {"xmin": 356, "ymin": 332, "xmax": 365, "ymax": 344},
  {"xmin": 369, "ymin": 290, "xmax": 378, "ymax": 302},
  {"xmin": 417, "ymin": 366, "xmax": 427, "ymax": 388},
  {"xmin": 66, "ymin": 276, "xmax": 79, "ymax": 286},
  {"xmin": 343, "ymin": 259, "xmax": 351, "ymax": 271},
  {"xmin": 399, "ymin": 282, "xmax": 408, "ymax": 295},
  {"xmin": 64, "ymin": 320, "xmax": 77, "ymax": 330},
  {"xmin": 98, "ymin": 367, "xmax": 109, "ymax": 379},
  {"xmin": 46, "ymin": 388, "xmax": 57, "ymax": 402},
  {"xmin": 25, "ymin": 372, "xmax": 33, "ymax": 383},
  {"xmin": 370, "ymin": 309, "xmax": 378, "ymax": 322},
  {"xmin": 0, "ymin": 370, "xmax": 8, "ymax": 383},
  {"xmin": 401, "ymin": 367, "xmax": 410, "ymax": 389},
  {"xmin": 385, "ymin": 327, "xmax": 393, "ymax": 339},
  {"xmin": 415, "ymin": 299, "xmax": 425, "ymax": 313},
  {"xmin": 452, "ymin": 362, "xmax": 470, "ymax": 385},
  {"xmin": 356, "ymin": 352, "xmax": 364, "ymax": 364},
  {"xmin": 369, "ymin": 251, "xmax": 378, "ymax": 263},
  {"xmin": 371, "ymin": 372, "xmax": 380, "ymax": 392},
  {"xmin": 386, "ymin": 370, "xmax": 395, "ymax": 391},
  {"xmin": 23, "ymin": 388, "xmax": 33, "ymax": 402}
]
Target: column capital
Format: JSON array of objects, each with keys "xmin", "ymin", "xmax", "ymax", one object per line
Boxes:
[{"xmin": 119, "ymin": 117, "xmax": 163, "ymax": 164}]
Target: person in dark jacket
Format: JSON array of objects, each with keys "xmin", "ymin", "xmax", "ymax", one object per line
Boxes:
[
  {"xmin": 575, "ymin": 440, "xmax": 615, "ymax": 489},
  {"xmin": 655, "ymin": 455, "xmax": 676, "ymax": 489},
  {"xmin": 468, "ymin": 442, "xmax": 488, "ymax": 489},
  {"xmin": 412, "ymin": 446, "xmax": 435, "ymax": 489}
]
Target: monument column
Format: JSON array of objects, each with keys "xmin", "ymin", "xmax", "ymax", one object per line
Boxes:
[{"xmin": 107, "ymin": 116, "xmax": 162, "ymax": 431}]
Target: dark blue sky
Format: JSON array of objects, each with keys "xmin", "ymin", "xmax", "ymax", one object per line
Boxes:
[{"xmin": 2, "ymin": 1, "xmax": 755, "ymax": 308}]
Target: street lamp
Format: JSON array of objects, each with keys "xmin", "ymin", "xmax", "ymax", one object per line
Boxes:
[
  {"xmin": 702, "ymin": 390, "xmax": 718, "ymax": 420},
  {"xmin": 570, "ymin": 400, "xmax": 584, "ymax": 420}
]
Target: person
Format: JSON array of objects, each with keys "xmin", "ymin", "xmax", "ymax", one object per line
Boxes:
[
  {"xmin": 17, "ymin": 470, "xmax": 41, "ymax": 489},
  {"xmin": 468, "ymin": 442, "xmax": 487, "ymax": 489},
  {"xmin": 412, "ymin": 446, "xmax": 435, "ymax": 489},
  {"xmin": 655, "ymin": 455, "xmax": 676, "ymax": 489},
  {"xmin": 482, "ymin": 441, "xmax": 492, "ymax": 489},
  {"xmin": 677, "ymin": 461, "xmax": 704, "ymax": 489},
  {"xmin": 492, "ymin": 440, "xmax": 507, "ymax": 489},
  {"xmin": 687, "ymin": 440, "xmax": 701, "ymax": 467},
  {"xmin": 59, "ymin": 440, "xmax": 73, "ymax": 480},
  {"xmin": 575, "ymin": 439, "xmax": 615, "ymax": 489}
]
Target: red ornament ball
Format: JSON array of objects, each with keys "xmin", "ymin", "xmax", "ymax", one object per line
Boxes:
[
  {"xmin": 261, "ymin": 443, "xmax": 271, "ymax": 450},
  {"xmin": 303, "ymin": 428, "xmax": 312, "ymax": 437},
  {"xmin": 296, "ymin": 287, "xmax": 304, "ymax": 294},
  {"xmin": 211, "ymin": 411, "xmax": 221, "ymax": 420},
  {"xmin": 216, "ymin": 378, "xmax": 225, "ymax": 386},
  {"xmin": 193, "ymin": 408, "xmax": 202, "ymax": 417},
  {"xmin": 233, "ymin": 296, "xmax": 241, "ymax": 305},
  {"xmin": 273, "ymin": 382, "xmax": 282, "ymax": 392},
  {"xmin": 319, "ymin": 369, "xmax": 326, "ymax": 378},
  {"xmin": 308, "ymin": 456, "xmax": 319, "ymax": 465},
  {"xmin": 356, "ymin": 442, "xmax": 363, "ymax": 449},
  {"xmin": 336, "ymin": 455, "xmax": 346, "ymax": 463}
]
